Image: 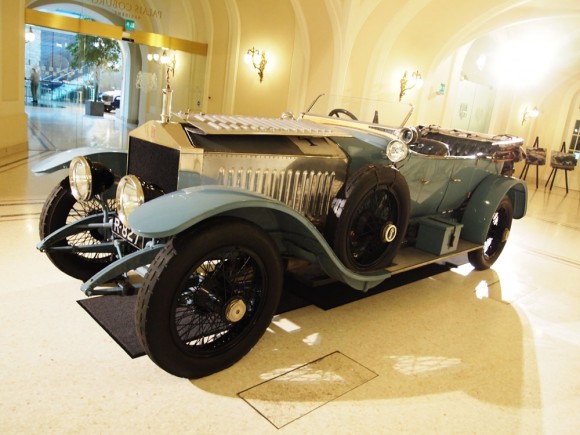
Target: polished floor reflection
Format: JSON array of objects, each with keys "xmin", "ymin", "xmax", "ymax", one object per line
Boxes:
[
  {"xmin": 0, "ymin": 110, "xmax": 579, "ymax": 434},
  {"xmin": 26, "ymin": 102, "xmax": 133, "ymax": 152}
]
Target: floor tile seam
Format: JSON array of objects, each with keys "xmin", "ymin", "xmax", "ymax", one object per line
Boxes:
[
  {"xmin": 0, "ymin": 151, "xmax": 54, "ymax": 174},
  {"xmin": 28, "ymin": 121, "xmax": 56, "ymax": 151},
  {"xmin": 0, "ymin": 157, "xmax": 31, "ymax": 172},
  {"xmin": 0, "ymin": 200, "xmax": 45, "ymax": 206},
  {"xmin": 0, "ymin": 196, "xmax": 48, "ymax": 203},
  {"xmin": 0, "ymin": 151, "xmax": 31, "ymax": 165},
  {"xmin": 515, "ymin": 245, "xmax": 580, "ymax": 269},
  {"xmin": 0, "ymin": 213, "xmax": 40, "ymax": 222},
  {"xmin": 527, "ymin": 194, "xmax": 580, "ymax": 204},
  {"xmin": 523, "ymin": 214, "xmax": 580, "ymax": 231}
]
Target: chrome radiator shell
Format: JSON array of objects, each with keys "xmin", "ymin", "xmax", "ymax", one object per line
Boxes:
[{"xmin": 128, "ymin": 121, "xmax": 349, "ymax": 225}]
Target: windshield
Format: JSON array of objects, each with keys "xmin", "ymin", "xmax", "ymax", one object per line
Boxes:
[{"xmin": 304, "ymin": 94, "xmax": 414, "ymax": 128}]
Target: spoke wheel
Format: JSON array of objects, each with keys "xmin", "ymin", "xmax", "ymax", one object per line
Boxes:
[
  {"xmin": 39, "ymin": 177, "xmax": 116, "ymax": 281},
  {"xmin": 468, "ymin": 195, "xmax": 513, "ymax": 270},
  {"xmin": 347, "ymin": 189, "xmax": 398, "ymax": 267},
  {"xmin": 136, "ymin": 219, "xmax": 283, "ymax": 378},
  {"xmin": 328, "ymin": 165, "xmax": 410, "ymax": 271}
]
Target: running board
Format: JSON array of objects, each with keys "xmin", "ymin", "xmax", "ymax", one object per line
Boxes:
[{"xmin": 386, "ymin": 239, "xmax": 480, "ymax": 275}]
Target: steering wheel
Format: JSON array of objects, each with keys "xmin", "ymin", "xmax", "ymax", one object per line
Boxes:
[{"xmin": 328, "ymin": 108, "xmax": 358, "ymax": 120}]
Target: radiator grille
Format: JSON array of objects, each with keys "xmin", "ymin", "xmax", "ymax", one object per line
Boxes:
[
  {"xmin": 218, "ymin": 167, "xmax": 336, "ymax": 219},
  {"xmin": 128, "ymin": 137, "xmax": 180, "ymax": 193}
]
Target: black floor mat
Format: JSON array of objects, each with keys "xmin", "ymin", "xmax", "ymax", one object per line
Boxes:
[
  {"xmin": 77, "ymin": 261, "xmax": 456, "ymax": 358},
  {"xmin": 77, "ymin": 284, "xmax": 311, "ymax": 359},
  {"xmin": 78, "ymin": 294, "xmax": 144, "ymax": 358}
]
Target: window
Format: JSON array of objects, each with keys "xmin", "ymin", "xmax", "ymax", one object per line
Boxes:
[{"xmin": 570, "ymin": 120, "xmax": 580, "ymax": 154}]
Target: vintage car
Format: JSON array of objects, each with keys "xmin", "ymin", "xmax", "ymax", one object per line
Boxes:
[
  {"xmin": 98, "ymin": 89, "xmax": 121, "ymax": 112},
  {"xmin": 33, "ymin": 94, "xmax": 527, "ymax": 378}
]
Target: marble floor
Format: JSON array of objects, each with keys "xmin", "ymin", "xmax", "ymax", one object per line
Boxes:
[{"xmin": 0, "ymin": 105, "xmax": 579, "ymax": 434}]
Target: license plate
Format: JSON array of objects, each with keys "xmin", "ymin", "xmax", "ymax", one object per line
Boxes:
[{"xmin": 112, "ymin": 216, "xmax": 147, "ymax": 248}]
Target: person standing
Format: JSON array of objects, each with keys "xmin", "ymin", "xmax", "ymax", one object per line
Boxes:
[{"xmin": 30, "ymin": 68, "xmax": 40, "ymax": 103}]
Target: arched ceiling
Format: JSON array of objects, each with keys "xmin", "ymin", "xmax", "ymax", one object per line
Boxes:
[
  {"xmin": 23, "ymin": 0, "xmax": 580, "ymax": 126},
  {"xmin": 26, "ymin": 0, "xmax": 580, "ymax": 94},
  {"xmin": 337, "ymin": 0, "xmax": 580, "ymax": 101}
]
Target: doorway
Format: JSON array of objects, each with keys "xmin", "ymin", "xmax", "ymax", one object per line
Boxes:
[{"xmin": 25, "ymin": 24, "xmax": 133, "ymax": 153}]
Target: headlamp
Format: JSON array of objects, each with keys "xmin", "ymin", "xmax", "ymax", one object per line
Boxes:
[
  {"xmin": 398, "ymin": 126, "xmax": 418, "ymax": 144},
  {"xmin": 116, "ymin": 175, "xmax": 164, "ymax": 227},
  {"xmin": 386, "ymin": 140, "xmax": 409, "ymax": 163},
  {"xmin": 69, "ymin": 156, "xmax": 114, "ymax": 201}
]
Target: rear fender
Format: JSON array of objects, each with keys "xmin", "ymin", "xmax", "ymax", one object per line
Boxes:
[
  {"xmin": 461, "ymin": 175, "xmax": 527, "ymax": 244},
  {"xmin": 128, "ymin": 186, "xmax": 391, "ymax": 291},
  {"xmin": 32, "ymin": 147, "xmax": 127, "ymax": 177}
]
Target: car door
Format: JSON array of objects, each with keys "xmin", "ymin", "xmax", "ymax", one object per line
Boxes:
[
  {"xmin": 399, "ymin": 153, "xmax": 454, "ymax": 217},
  {"xmin": 437, "ymin": 156, "xmax": 502, "ymax": 212}
]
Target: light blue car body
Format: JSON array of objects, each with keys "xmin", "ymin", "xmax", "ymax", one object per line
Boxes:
[{"xmin": 34, "ymin": 115, "xmax": 527, "ymax": 294}]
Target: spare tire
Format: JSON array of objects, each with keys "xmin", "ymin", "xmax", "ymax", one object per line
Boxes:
[{"xmin": 326, "ymin": 164, "xmax": 410, "ymax": 271}]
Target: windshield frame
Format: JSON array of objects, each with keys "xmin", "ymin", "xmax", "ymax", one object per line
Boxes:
[{"xmin": 302, "ymin": 93, "xmax": 414, "ymax": 128}]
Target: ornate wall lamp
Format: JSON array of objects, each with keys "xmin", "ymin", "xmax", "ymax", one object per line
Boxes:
[
  {"xmin": 399, "ymin": 70, "xmax": 423, "ymax": 101},
  {"xmin": 244, "ymin": 47, "xmax": 268, "ymax": 83},
  {"xmin": 147, "ymin": 48, "xmax": 176, "ymax": 74},
  {"xmin": 522, "ymin": 106, "xmax": 539, "ymax": 125},
  {"xmin": 25, "ymin": 25, "xmax": 35, "ymax": 43},
  {"xmin": 147, "ymin": 52, "xmax": 160, "ymax": 62}
]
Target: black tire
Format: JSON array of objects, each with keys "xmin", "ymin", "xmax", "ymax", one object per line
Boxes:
[
  {"xmin": 136, "ymin": 218, "xmax": 283, "ymax": 378},
  {"xmin": 39, "ymin": 177, "xmax": 116, "ymax": 281},
  {"xmin": 468, "ymin": 195, "xmax": 513, "ymax": 270},
  {"xmin": 327, "ymin": 165, "xmax": 410, "ymax": 271}
]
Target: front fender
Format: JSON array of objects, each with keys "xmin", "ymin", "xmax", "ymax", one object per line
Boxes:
[
  {"xmin": 128, "ymin": 186, "xmax": 391, "ymax": 291},
  {"xmin": 32, "ymin": 147, "xmax": 127, "ymax": 176},
  {"xmin": 461, "ymin": 175, "xmax": 527, "ymax": 244}
]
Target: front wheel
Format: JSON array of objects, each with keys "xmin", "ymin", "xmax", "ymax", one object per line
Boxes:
[
  {"xmin": 39, "ymin": 177, "xmax": 116, "ymax": 281},
  {"xmin": 136, "ymin": 219, "xmax": 284, "ymax": 378},
  {"xmin": 468, "ymin": 195, "xmax": 513, "ymax": 270}
]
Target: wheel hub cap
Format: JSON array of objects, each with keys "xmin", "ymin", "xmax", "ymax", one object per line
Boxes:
[
  {"xmin": 382, "ymin": 223, "xmax": 397, "ymax": 243},
  {"xmin": 502, "ymin": 228, "xmax": 510, "ymax": 243},
  {"xmin": 224, "ymin": 298, "xmax": 247, "ymax": 323}
]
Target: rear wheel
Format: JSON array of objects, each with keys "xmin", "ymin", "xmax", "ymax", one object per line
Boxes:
[
  {"xmin": 468, "ymin": 195, "xmax": 513, "ymax": 270},
  {"xmin": 136, "ymin": 219, "xmax": 283, "ymax": 378},
  {"xmin": 39, "ymin": 177, "xmax": 116, "ymax": 281}
]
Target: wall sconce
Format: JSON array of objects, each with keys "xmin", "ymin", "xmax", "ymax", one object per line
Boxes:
[
  {"xmin": 244, "ymin": 47, "xmax": 267, "ymax": 83},
  {"xmin": 25, "ymin": 26, "xmax": 35, "ymax": 43},
  {"xmin": 399, "ymin": 70, "xmax": 423, "ymax": 101},
  {"xmin": 147, "ymin": 52, "xmax": 160, "ymax": 62},
  {"xmin": 147, "ymin": 48, "xmax": 175, "ymax": 68},
  {"xmin": 522, "ymin": 106, "xmax": 539, "ymax": 125}
]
